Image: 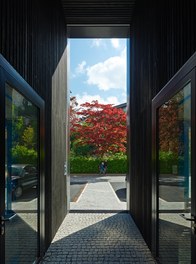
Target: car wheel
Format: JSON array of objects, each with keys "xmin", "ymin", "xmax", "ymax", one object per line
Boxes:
[{"xmin": 14, "ymin": 186, "xmax": 23, "ymax": 198}]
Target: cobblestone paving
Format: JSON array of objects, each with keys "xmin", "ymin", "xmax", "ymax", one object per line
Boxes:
[
  {"xmin": 41, "ymin": 213, "xmax": 156, "ymax": 264},
  {"xmin": 6, "ymin": 213, "xmax": 38, "ymax": 263},
  {"xmin": 159, "ymin": 213, "xmax": 191, "ymax": 263}
]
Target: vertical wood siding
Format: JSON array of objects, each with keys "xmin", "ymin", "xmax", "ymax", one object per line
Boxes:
[
  {"xmin": 1, "ymin": 0, "xmax": 196, "ymax": 256},
  {"xmin": 0, "ymin": 0, "xmax": 67, "ymax": 249},
  {"xmin": 130, "ymin": 0, "xmax": 196, "ymax": 249}
]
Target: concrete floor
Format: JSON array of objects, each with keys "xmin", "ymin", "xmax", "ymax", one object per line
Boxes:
[{"xmin": 70, "ymin": 175, "xmax": 127, "ymax": 211}]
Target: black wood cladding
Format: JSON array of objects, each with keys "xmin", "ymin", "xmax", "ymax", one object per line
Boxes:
[
  {"xmin": 61, "ymin": 0, "xmax": 136, "ymax": 24},
  {"xmin": 130, "ymin": 0, "xmax": 196, "ymax": 248},
  {"xmin": 0, "ymin": 0, "xmax": 67, "ymax": 248},
  {"xmin": 0, "ymin": 0, "xmax": 196, "ymax": 254}
]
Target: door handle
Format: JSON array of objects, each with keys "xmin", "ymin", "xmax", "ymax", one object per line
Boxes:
[
  {"xmin": 179, "ymin": 214, "xmax": 196, "ymax": 234},
  {"xmin": 1, "ymin": 216, "xmax": 10, "ymax": 222},
  {"xmin": 0, "ymin": 216, "xmax": 7, "ymax": 236},
  {"xmin": 179, "ymin": 213, "xmax": 195, "ymax": 221},
  {"xmin": 1, "ymin": 210, "xmax": 16, "ymax": 222}
]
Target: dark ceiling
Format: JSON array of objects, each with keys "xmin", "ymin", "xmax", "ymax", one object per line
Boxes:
[{"xmin": 60, "ymin": 0, "xmax": 136, "ymax": 24}]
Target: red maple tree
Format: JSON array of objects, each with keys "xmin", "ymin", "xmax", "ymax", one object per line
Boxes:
[
  {"xmin": 159, "ymin": 93, "xmax": 185, "ymax": 155},
  {"xmin": 71, "ymin": 100, "xmax": 127, "ymax": 156}
]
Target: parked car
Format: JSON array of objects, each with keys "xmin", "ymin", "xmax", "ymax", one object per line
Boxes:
[{"xmin": 10, "ymin": 164, "xmax": 38, "ymax": 198}]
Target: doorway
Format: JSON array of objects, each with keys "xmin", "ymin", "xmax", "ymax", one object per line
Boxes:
[
  {"xmin": 152, "ymin": 53, "xmax": 196, "ymax": 263},
  {"xmin": 67, "ymin": 26, "xmax": 130, "ymax": 212}
]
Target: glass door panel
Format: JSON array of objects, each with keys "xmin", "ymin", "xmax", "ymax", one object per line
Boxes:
[
  {"xmin": 158, "ymin": 82, "xmax": 191, "ymax": 263},
  {"xmin": 5, "ymin": 83, "xmax": 39, "ymax": 263}
]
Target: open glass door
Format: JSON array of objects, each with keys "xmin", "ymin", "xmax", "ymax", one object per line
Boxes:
[
  {"xmin": 5, "ymin": 84, "xmax": 39, "ymax": 263},
  {"xmin": 152, "ymin": 53, "xmax": 196, "ymax": 263},
  {"xmin": 0, "ymin": 55, "xmax": 45, "ymax": 264},
  {"xmin": 158, "ymin": 82, "xmax": 192, "ymax": 263}
]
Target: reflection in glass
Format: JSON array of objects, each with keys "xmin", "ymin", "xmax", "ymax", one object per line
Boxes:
[
  {"xmin": 5, "ymin": 84, "xmax": 39, "ymax": 263},
  {"xmin": 158, "ymin": 83, "xmax": 191, "ymax": 263}
]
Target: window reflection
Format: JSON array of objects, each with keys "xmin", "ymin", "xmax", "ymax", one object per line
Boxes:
[
  {"xmin": 5, "ymin": 84, "xmax": 39, "ymax": 263},
  {"xmin": 158, "ymin": 83, "xmax": 191, "ymax": 263}
]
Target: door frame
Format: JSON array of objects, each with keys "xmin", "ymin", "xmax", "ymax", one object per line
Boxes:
[
  {"xmin": 0, "ymin": 54, "xmax": 45, "ymax": 263},
  {"xmin": 152, "ymin": 52, "xmax": 196, "ymax": 259},
  {"xmin": 67, "ymin": 25, "xmax": 131, "ymax": 211}
]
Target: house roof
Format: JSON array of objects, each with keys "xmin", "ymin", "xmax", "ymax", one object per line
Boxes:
[{"xmin": 115, "ymin": 103, "xmax": 127, "ymax": 109}]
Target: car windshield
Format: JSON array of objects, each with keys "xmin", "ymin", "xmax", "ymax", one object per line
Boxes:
[{"xmin": 11, "ymin": 167, "xmax": 23, "ymax": 176}]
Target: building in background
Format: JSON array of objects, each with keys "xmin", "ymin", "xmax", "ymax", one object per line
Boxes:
[{"xmin": 115, "ymin": 103, "xmax": 127, "ymax": 112}]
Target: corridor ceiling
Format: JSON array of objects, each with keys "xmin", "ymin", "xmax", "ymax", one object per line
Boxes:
[
  {"xmin": 60, "ymin": 0, "xmax": 135, "ymax": 24},
  {"xmin": 60, "ymin": 0, "xmax": 135, "ymax": 37}
]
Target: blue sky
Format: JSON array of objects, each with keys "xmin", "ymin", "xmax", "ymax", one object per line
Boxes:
[{"xmin": 69, "ymin": 38, "xmax": 127, "ymax": 106}]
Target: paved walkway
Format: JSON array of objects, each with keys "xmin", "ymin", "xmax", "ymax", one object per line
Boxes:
[
  {"xmin": 41, "ymin": 175, "xmax": 156, "ymax": 263},
  {"xmin": 70, "ymin": 175, "xmax": 126, "ymax": 211},
  {"xmin": 41, "ymin": 213, "xmax": 156, "ymax": 264}
]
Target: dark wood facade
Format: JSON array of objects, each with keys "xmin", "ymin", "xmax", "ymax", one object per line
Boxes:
[
  {"xmin": 129, "ymin": 0, "xmax": 196, "ymax": 249},
  {"xmin": 0, "ymin": 0, "xmax": 67, "ymax": 249},
  {"xmin": 61, "ymin": 0, "xmax": 135, "ymax": 24},
  {"xmin": 0, "ymin": 0, "xmax": 196, "ymax": 259}
]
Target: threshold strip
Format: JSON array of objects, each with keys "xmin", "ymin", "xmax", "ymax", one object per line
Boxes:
[{"xmin": 69, "ymin": 209, "xmax": 128, "ymax": 214}]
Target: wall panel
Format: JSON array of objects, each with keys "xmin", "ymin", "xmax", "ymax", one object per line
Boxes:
[
  {"xmin": 0, "ymin": 0, "xmax": 67, "ymax": 249},
  {"xmin": 130, "ymin": 0, "xmax": 196, "ymax": 249}
]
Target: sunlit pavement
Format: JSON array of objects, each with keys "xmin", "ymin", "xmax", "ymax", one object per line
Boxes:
[
  {"xmin": 70, "ymin": 174, "xmax": 126, "ymax": 211},
  {"xmin": 41, "ymin": 213, "xmax": 156, "ymax": 264},
  {"xmin": 40, "ymin": 175, "xmax": 156, "ymax": 263}
]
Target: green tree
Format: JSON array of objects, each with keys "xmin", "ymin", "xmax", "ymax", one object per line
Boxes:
[{"xmin": 22, "ymin": 126, "xmax": 35, "ymax": 148}]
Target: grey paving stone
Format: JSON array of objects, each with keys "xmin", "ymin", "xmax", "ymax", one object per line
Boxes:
[{"xmin": 41, "ymin": 213, "xmax": 156, "ymax": 264}]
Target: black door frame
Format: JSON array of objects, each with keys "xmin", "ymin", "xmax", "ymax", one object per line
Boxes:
[
  {"xmin": 152, "ymin": 52, "xmax": 196, "ymax": 260},
  {"xmin": 0, "ymin": 54, "xmax": 45, "ymax": 263}
]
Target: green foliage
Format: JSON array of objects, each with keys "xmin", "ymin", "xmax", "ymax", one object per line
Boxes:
[
  {"xmin": 70, "ymin": 157, "xmax": 100, "ymax": 173},
  {"xmin": 159, "ymin": 151, "xmax": 178, "ymax": 174},
  {"xmin": 70, "ymin": 154, "xmax": 127, "ymax": 174},
  {"xmin": 73, "ymin": 144, "xmax": 95, "ymax": 156},
  {"xmin": 12, "ymin": 116, "xmax": 25, "ymax": 143},
  {"xmin": 71, "ymin": 136, "xmax": 96, "ymax": 157},
  {"xmin": 106, "ymin": 156, "xmax": 127, "ymax": 173},
  {"xmin": 22, "ymin": 126, "xmax": 35, "ymax": 148},
  {"xmin": 12, "ymin": 145, "xmax": 37, "ymax": 164}
]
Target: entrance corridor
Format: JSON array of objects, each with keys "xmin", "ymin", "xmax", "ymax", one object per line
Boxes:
[{"xmin": 41, "ymin": 175, "xmax": 156, "ymax": 263}]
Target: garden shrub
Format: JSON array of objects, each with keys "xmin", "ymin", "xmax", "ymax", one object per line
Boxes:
[
  {"xmin": 159, "ymin": 151, "xmax": 178, "ymax": 174},
  {"xmin": 12, "ymin": 145, "xmax": 38, "ymax": 164},
  {"xmin": 70, "ymin": 155, "xmax": 127, "ymax": 174}
]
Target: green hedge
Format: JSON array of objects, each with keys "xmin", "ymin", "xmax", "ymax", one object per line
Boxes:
[
  {"xmin": 12, "ymin": 145, "xmax": 38, "ymax": 164},
  {"xmin": 159, "ymin": 151, "xmax": 184, "ymax": 174},
  {"xmin": 70, "ymin": 151, "xmax": 185, "ymax": 174},
  {"xmin": 70, "ymin": 156, "xmax": 127, "ymax": 174}
]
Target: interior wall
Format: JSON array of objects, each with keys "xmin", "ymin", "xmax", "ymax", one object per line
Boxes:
[
  {"xmin": 129, "ymin": 0, "xmax": 196, "ymax": 249},
  {"xmin": 0, "ymin": 0, "xmax": 67, "ymax": 249}
]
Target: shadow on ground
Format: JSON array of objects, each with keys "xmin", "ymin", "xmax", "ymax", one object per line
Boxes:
[
  {"xmin": 70, "ymin": 182, "xmax": 87, "ymax": 202},
  {"xmin": 110, "ymin": 182, "xmax": 126, "ymax": 202},
  {"xmin": 41, "ymin": 213, "xmax": 155, "ymax": 264}
]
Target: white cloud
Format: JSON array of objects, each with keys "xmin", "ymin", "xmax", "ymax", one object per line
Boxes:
[
  {"xmin": 91, "ymin": 39, "xmax": 106, "ymax": 48},
  {"xmin": 86, "ymin": 48, "xmax": 126, "ymax": 91},
  {"xmin": 111, "ymin": 39, "xmax": 120, "ymax": 49},
  {"xmin": 75, "ymin": 60, "xmax": 87, "ymax": 74},
  {"xmin": 76, "ymin": 93, "xmax": 120, "ymax": 106},
  {"xmin": 122, "ymin": 92, "xmax": 127, "ymax": 101}
]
